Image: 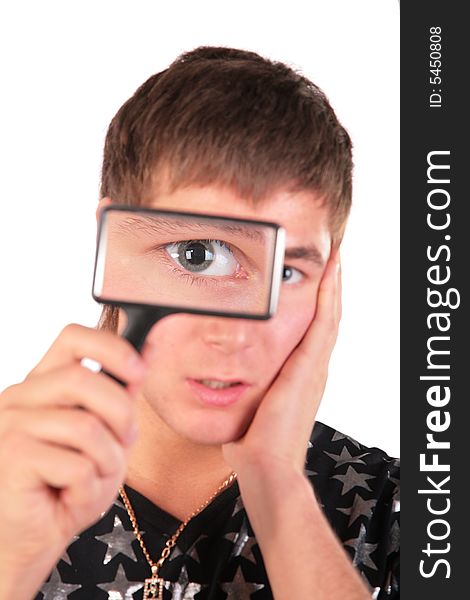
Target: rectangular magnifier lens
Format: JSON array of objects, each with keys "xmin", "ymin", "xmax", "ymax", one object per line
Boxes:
[{"xmin": 93, "ymin": 206, "xmax": 285, "ymax": 319}]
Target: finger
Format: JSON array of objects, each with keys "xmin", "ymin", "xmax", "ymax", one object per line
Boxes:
[
  {"xmin": 1, "ymin": 407, "xmax": 129, "ymax": 478},
  {"xmin": 314, "ymin": 247, "xmax": 341, "ymax": 327},
  {"xmin": 294, "ymin": 247, "xmax": 341, "ymax": 365},
  {"xmin": 5, "ymin": 433, "xmax": 103, "ymax": 491},
  {"xmin": 60, "ymin": 469, "xmax": 120, "ymax": 522},
  {"xmin": 28, "ymin": 324, "xmax": 147, "ymax": 385},
  {"xmin": 335, "ymin": 248, "xmax": 342, "ymax": 323},
  {"xmin": 1, "ymin": 365, "xmax": 137, "ymax": 446},
  {"xmin": 5, "ymin": 434, "xmax": 124, "ymax": 522},
  {"xmin": 266, "ymin": 249, "xmax": 341, "ymax": 409}
]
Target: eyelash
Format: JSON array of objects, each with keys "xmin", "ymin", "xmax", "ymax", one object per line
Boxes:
[{"xmin": 168, "ymin": 266, "xmax": 229, "ymax": 287}]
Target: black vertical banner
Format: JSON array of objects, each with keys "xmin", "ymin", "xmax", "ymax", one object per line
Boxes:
[{"xmin": 401, "ymin": 2, "xmax": 468, "ymax": 598}]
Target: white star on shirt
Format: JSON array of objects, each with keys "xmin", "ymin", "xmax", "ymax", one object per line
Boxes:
[
  {"xmin": 391, "ymin": 483, "xmax": 400, "ymax": 513},
  {"xmin": 168, "ymin": 564, "xmax": 204, "ymax": 599},
  {"xmin": 336, "ymin": 493, "xmax": 377, "ymax": 527},
  {"xmin": 224, "ymin": 520, "xmax": 258, "ymax": 565},
  {"xmin": 220, "ymin": 564, "xmax": 264, "ymax": 597},
  {"xmin": 332, "ymin": 466, "xmax": 375, "ymax": 495},
  {"xmin": 40, "ymin": 568, "xmax": 81, "ymax": 598},
  {"xmin": 324, "ymin": 446, "xmax": 368, "ymax": 467},
  {"xmin": 229, "ymin": 497, "xmax": 246, "ymax": 520},
  {"xmin": 186, "ymin": 534, "xmax": 211, "ymax": 566},
  {"xmin": 344, "ymin": 523, "xmax": 379, "ymax": 571},
  {"xmin": 97, "ymin": 564, "xmax": 144, "ymax": 599},
  {"xmin": 331, "ymin": 431, "xmax": 362, "ymax": 448},
  {"xmin": 95, "ymin": 514, "xmax": 140, "ymax": 564},
  {"xmin": 387, "ymin": 520, "xmax": 400, "ymax": 556}
]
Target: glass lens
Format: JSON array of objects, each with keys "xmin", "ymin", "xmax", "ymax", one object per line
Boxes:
[{"xmin": 93, "ymin": 207, "xmax": 285, "ymax": 317}]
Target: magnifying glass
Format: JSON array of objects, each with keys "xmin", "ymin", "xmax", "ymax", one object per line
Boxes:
[{"xmin": 92, "ymin": 205, "xmax": 286, "ymax": 356}]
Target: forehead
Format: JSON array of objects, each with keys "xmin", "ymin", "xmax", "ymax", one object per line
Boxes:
[{"xmin": 145, "ymin": 184, "xmax": 332, "ymax": 263}]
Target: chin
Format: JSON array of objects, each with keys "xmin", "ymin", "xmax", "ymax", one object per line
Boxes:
[{"xmin": 167, "ymin": 409, "xmax": 253, "ymax": 446}]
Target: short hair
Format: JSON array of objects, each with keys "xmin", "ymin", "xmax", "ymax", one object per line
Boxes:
[{"xmin": 98, "ymin": 46, "xmax": 353, "ymax": 332}]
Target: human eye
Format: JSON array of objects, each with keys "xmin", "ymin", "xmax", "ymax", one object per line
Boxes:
[
  {"xmin": 282, "ymin": 265, "xmax": 305, "ymax": 285},
  {"xmin": 165, "ymin": 239, "xmax": 237, "ymax": 275}
]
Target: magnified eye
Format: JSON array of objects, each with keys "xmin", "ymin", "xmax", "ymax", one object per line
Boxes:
[{"xmin": 165, "ymin": 239, "xmax": 239, "ymax": 276}]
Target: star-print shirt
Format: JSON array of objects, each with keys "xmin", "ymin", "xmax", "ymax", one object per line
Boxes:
[{"xmin": 35, "ymin": 421, "xmax": 400, "ymax": 599}]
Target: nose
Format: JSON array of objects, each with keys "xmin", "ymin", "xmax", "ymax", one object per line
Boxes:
[{"xmin": 200, "ymin": 317, "xmax": 254, "ymax": 354}]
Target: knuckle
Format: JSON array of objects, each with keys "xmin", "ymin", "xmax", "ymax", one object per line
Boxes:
[
  {"xmin": 114, "ymin": 396, "xmax": 134, "ymax": 427},
  {"xmin": 61, "ymin": 322, "xmax": 83, "ymax": 338},
  {"xmin": 57, "ymin": 323, "xmax": 89, "ymax": 350},
  {"xmin": 97, "ymin": 372, "xmax": 133, "ymax": 417},
  {"xmin": 0, "ymin": 410, "xmax": 13, "ymax": 436},
  {"xmin": 0, "ymin": 383, "xmax": 21, "ymax": 406},
  {"xmin": 78, "ymin": 412, "xmax": 103, "ymax": 440},
  {"xmin": 66, "ymin": 363, "xmax": 93, "ymax": 389},
  {"xmin": 105, "ymin": 446, "xmax": 126, "ymax": 477},
  {"xmin": 0, "ymin": 429, "xmax": 25, "ymax": 464},
  {"xmin": 72, "ymin": 456, "xmax": 96, "ymax": 483}
]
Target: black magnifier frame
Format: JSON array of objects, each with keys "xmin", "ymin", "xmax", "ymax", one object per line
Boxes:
[{"xmin": 92, "ymin": 204, "xmax": 286, "ymax": 355}]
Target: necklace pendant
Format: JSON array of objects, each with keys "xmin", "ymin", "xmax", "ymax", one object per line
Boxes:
[{"xmin": 143, "ymin": 575, "xmax": 166, "ymax": 600}]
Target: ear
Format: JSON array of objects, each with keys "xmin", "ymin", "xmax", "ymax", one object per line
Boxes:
[{"xmin": 96, "ymin": 197, "xmax": 114, "ymax": 223}]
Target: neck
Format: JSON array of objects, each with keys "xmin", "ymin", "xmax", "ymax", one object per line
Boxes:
[{"xmin": 125, "ymin": 396, "xmax": 235, "ymax": 521}]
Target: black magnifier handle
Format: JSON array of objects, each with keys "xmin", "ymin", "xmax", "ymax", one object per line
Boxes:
[{"xmin": 100, "ymin": 306, "xmax": 178, "ymax": 386}]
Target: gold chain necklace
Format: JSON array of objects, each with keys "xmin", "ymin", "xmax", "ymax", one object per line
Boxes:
[{"xmin": 119, "ymin": 472, "xmax": 238, "ymax": 600}]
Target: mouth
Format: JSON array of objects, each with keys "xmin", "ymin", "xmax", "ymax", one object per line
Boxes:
[
  {"xmin": 186, "ymin": 377, "xmax": 251, "ymax": 407},
  {"xmin": 194, "ymin": 377, "xmax": 244, "ymax": 389}
]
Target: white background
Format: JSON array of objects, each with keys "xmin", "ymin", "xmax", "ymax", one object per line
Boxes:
[{"xmin": 0, "ymin": 1, "xmax": 399, "ymax": 457}]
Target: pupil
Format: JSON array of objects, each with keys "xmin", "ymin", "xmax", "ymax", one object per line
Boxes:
[
  {"xmin": 283, "ymin": 266, "xmax": 292, "ymax": 280},
  {"xmin": 186, "ymin": 242, "xmax": 206, "ymax": 265},
  {"xmin": 181, "ymin": 241, "xmax": 214, "ymax": 271}
]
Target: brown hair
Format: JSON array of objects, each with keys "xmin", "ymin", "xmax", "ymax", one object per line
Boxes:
[{"xmin": 98, "ymin": 46, "xmax": 353, "ymax": 332}]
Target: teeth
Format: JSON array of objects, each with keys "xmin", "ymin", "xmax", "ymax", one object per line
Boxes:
[{"xmin": 198, "ymin": 379, "xmax": 239, "ymax": 389}]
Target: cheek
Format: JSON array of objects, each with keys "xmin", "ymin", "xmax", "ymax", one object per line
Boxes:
[
  {"xmin": 118, "ymin": 310, "xmax": 191, "ymax": 359},
  {"xmin": 144, "ymin": 313, "xmax": 193, "ymax": 350},
  {"xmin": 139, "ymin": 315, "xmax": 195, "ymax": 392}
]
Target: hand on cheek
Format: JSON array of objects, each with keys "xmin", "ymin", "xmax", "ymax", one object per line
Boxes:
[{"xmin": 222, "ymin": 248, "xmax": 342, "ymax": 476}]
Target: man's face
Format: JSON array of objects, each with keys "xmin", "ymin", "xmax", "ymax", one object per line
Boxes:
[{"xmin": 113, "ymin": 184, "xmax": 332, "ymax": 445}]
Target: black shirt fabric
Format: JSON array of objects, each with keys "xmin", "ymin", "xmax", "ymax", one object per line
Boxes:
[{"xmin": 35, "ymin": 421, "xmax": 400, "ymax": 599}]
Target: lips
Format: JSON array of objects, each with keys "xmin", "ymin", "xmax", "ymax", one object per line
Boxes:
[{"xmin": 186, "ymin": 378, "xmax": 251, "ymax": 407}]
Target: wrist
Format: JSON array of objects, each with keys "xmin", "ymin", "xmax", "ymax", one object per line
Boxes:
[
  {"xmin": 0, "ymin": 544, "xmax": 65, "ymax": 600},
  {"xmin": 235, "ymin": 452, "xmax": 307, "ymax": 479},
  {"xmin": 236, "ymin": 465, "xmax": 319, "ymax": 539},
  {"xmin": 236, "ymin": 458, "xmax": 310, "ymax": 495}
]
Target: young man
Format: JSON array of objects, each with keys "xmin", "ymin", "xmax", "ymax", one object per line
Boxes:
[{"xmin": 0, "ymin": 46, "xmax": 399, "ymax": 599}]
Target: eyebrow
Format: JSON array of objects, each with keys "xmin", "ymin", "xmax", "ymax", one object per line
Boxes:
[
  {"xmin": 114, "ymin": 215, "xmax": 266, "ymax": 243},
  {"xmin": 284, "ymin": 245, "xmax": 325, "ymax": 268}
]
